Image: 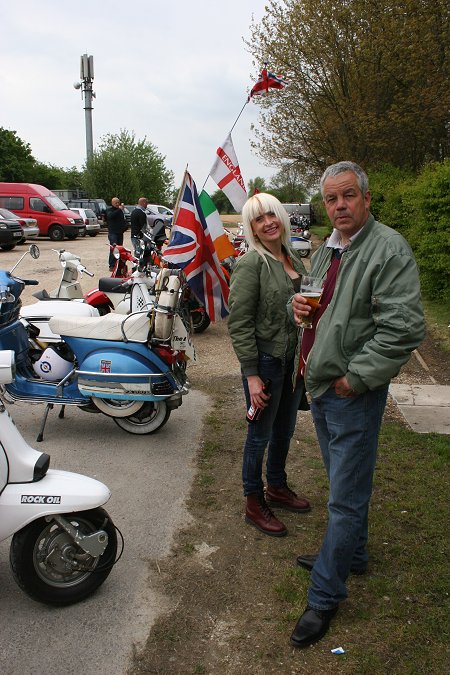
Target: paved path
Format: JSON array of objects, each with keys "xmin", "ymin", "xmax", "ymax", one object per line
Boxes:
[
  {"xmin": 389, "ymin": 383, "xmax": 450, "ymax": 434},
  {"xmin": 0, "ymin": 389, "xmax": 210, "ymax": 674}
]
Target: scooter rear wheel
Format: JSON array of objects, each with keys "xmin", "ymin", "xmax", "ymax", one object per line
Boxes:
[
  {"xmin": 113, "ymin": 401, "xmax": 170, "ymax": 434},
  {"xmin": 10, "ymin": 508, "xmax": 117, "ymax": 606}
]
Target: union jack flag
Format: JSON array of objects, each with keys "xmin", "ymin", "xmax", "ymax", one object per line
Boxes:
[
  {"xmin": 248, "ymin": 65, "xmax": 287, "ymax": 101},
  {"xmin": 163, "ymin": 172, "xmax": 229, "ymax": 321},
  {"xmin": 100, "ymin": 359, "xmax": 112, "ymax": 373}
]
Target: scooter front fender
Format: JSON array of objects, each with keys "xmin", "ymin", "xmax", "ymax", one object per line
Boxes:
[{"xmin": 0, "ymin": 469, "xmax": 111, "ymax": 541}]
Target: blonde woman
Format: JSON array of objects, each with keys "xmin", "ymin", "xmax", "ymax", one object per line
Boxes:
[{"xmin": 228, "ymin": 193, "xmax": 311, "ymax": 536}]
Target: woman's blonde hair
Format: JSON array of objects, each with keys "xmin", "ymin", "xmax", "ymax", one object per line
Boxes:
[{"xmin": 241, "ymin": 193, "xmax": 292, "ymax": 262}]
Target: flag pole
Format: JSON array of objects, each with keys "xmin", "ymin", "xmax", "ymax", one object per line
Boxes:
[
  {"xmin": 168, "ymin": 166, "xmax": 188, "ymax": 244},
  {"xmin": 229, "ymin": 98, "xmax": 249, "ymax": 134}
]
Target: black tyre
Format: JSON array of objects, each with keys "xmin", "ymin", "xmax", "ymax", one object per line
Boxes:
[
  {"xmin": 113, "ymin": 401, "xmax": 170, "ymax": 434},
  {"xmin": 48, "ymin": 225, "xmax": 65, "ymax": 242},
  {"xmin": 88, "ymin": 232, "xmax": 98, "ymax": 237},
  {"xmin": 0, "ymin": 244, "xmax": 17, "ymax": 251},
  {"xmin": 191, "ymin": 308, "xmax": 211, "ymax": 333},
  {"xmin": 10, "ymin": 507, "xmax": 117, "ymax": 606}
]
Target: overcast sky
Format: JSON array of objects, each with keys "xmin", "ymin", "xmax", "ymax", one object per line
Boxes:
[{"xmin": 0, "ymin": 0, "xmax": 280, "ymax": 196}]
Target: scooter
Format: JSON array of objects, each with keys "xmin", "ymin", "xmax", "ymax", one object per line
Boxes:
[
  {"xmin": 92, "ymin": 233, "xmax": 234, "ymax": 334},
  {"xmin": 21, "ymin": 247, "xmax": 101, "ymax": 343},
  {"xmin": 0, "ymin": 349, "xmax": 120, "ymax": 606},
  {"xmin": 0, "ymin": 246, "xmax": 194, "ymax": 440}
]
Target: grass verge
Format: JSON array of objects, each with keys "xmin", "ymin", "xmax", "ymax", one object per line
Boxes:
[{"xmin": 131, "ymin": 372, "xmax": 449, "ymax": 674}]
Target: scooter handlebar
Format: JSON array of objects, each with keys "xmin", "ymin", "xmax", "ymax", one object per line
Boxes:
[
  {"xmin": 77, "ymin": 264, "xmax": 95, "ymax": 277},
  {"xmin": 23, "ymin": 279, "xmax": 39, "ymax": 285}
]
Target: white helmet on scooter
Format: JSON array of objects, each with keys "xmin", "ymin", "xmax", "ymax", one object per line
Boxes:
[{"xmin": 32, "ymin": 345, "xmax": 73, "ymax": 381}]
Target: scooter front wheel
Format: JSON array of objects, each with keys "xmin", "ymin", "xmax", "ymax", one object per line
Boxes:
[
  {"xmin": 113, "ymin": 401, "xmax": 170, "ymax": 434},
  {"xmin": 10, "ymin": 508, "xmax": 118, "ymax": 606}
]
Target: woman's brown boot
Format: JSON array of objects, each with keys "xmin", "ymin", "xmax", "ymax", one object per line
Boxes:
[{"xmin": 245, "ymin": 494, "xmax": 287, "ymax": 537}]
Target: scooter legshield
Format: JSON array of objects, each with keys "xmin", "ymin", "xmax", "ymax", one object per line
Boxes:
[{"xmin": 0, "ymin": 469, "xmax": 111, "ymax": 541}]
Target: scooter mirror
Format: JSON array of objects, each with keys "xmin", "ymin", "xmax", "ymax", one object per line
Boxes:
[{"xmin": 29, "ymin": 244, "xmax": 40, "ymax": 259}]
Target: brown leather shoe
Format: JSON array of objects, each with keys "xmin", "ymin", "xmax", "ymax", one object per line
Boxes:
[
  {"xmin": 266, "ymin": 484, "xmax": 311, "ymax": 513},
  {"xmin": 245, "ymin": 494, "xmax": 287, "ymax": 537}
]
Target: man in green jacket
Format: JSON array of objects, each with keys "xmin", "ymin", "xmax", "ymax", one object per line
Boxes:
[{"xmin": 289, "ymin": 161, "xmax": 424, "ymax": 648}]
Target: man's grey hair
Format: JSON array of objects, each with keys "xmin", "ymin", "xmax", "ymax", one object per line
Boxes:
[{"xmin": 320, "ymin": 161, "xmax": 369, "ymax": 196}]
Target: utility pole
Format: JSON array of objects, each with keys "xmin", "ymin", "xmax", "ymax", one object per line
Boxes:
[{"xmin": 74, "ymin": 54, "xmax": 95, "ymax": 162}]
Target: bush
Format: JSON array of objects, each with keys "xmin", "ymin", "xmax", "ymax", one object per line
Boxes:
[{"xmin": 369, "ymin": 161, "xmax": 450, "ymax": 305}]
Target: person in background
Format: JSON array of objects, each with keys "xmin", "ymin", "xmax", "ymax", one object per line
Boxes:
[
  {"xmin": 106, "ymin": 197, "xmax": 128, "ymax": 270},
  {"xmin": 130, "ymin": 197, "xmax": 148, "ymax": 256},
  {"xmin": 228, "ymin": 193, "xmax": 311, "ymax": 538},
  {"xmin": 289, "ymin": 161, "xmax": 424, "ymax": 648}
]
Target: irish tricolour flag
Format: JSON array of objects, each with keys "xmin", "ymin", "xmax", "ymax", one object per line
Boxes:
[{"xmin": 199, "ymin": 190, "xmax": 236, "ymax": 261}]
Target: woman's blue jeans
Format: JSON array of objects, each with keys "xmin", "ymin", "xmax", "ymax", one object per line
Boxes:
[
  {"xmin": 241, "ymin": 353, "xmax": 304, "ymax": 496},
  {"xmin": 307, "ymin": 385, "xmax": 389, "ymax": 610}
]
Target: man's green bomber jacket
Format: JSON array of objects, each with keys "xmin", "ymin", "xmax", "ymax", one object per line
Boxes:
[{"xmin": 288, "ymin": 214, "xmax": 425, "ymax": 399}]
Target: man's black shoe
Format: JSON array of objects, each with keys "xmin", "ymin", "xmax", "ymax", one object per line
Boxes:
[
  {"xmin": 296, "ymin": 553, "xmax": 367, "ymax": 575},
  {"xmin": 290, "ymin": 605, "xmax": 339, "ymax": 648}
]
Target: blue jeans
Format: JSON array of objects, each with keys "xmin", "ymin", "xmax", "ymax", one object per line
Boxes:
[
  {"xmin": 108, "ymin": 232, "xmax": 124, "ymax": 268},
  {"xmin": 241, "ymin": 353, "xmax": 305, "ymax": 496},
  {"xmin": 307, "ymin": 385, "xmax": 389, "ymax": 610}
]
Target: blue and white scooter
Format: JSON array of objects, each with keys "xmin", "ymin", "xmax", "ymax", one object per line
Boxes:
[
  {"xmin": 0, "ymin": 349, "xmax": 120, "ymax": 605},
  {"xmin": 0, "ymin": 246, "xmax": 194, "ymax": 440}
]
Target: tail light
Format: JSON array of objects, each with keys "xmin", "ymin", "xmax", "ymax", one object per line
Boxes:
[
  {"xmin": 154, "ymin": 346, "xmax": 179, "ymax": 365},
  {"xmin": 84, "ymin": 218, "xmax": 89, "ymax": 225},
  {"xmin": 18, "ymin": 219, "xmax": 26, "ymax": 226}
]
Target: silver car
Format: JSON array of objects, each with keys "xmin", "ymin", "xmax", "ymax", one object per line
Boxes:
[
  {"xmin": 145, "ymin": 204, "xmax": 172, "ymax": 230},
  {"xmin": 68, "ymin": 207, "xmax": 101, "ymax": 237},
  {"xmin": 0, "ymin": 208, "xmax": 39, "ymax": 244}
]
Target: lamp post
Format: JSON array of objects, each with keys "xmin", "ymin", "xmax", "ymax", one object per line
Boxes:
[{"xmin": 74, "ymin": 54, "xmax": 95, "ymax": 162}]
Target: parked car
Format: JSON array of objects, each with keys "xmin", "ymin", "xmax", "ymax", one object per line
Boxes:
[
  {"xmin": 0, "ymin": 212, "xmax": 23, "ymax": 251},
  {"xmin": 148, "ymin": 204, "xmax": 174, "ymax": 218},
  {"xmin": 0, "ymin": 208, "xmax": 39, "ymax": 244},
  {"xmin": 67, "ymin": 207, "xmax": 101, "ymax": 237},
  {"xmin": 64, "ymin": 198, "xmax": 108, "ymax": 227},
  {"xmin": 145, "ymin": 205, "xmax": 172, "ymax": 230}
]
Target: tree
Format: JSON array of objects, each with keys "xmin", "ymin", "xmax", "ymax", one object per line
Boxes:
[
  {"xmin": 83, "ymin": 130, "xmax": 174, "ymax": 204},
  {"xmin": 29, "ymin": 163, "xmax": 84, "ymax": 190},
  {"xmin": 210, "ymin": 189, "xmax": 237, "ymax": 214},
  {"xmin": 0, "ymin": 127, "xmax": 35, "ymax": 181},
  {"xmin": 247, "ymin": 176, "xmax": 268, "ymax": 195},
  {"xmin": 269, "ymin": 164, "xmax": 307, "ymax": 203},
  {"xmin": 247, "ymin": 0, "xmax": 449, "ymax": 182}
]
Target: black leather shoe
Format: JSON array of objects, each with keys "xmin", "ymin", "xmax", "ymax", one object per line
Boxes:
[
  {"xmin": 296, "ymin": 553, "xmax": 367, "ymax": 575},
  {"xmin": 290, "ymin": 605, "xmax": 338, "ymax": 648}
]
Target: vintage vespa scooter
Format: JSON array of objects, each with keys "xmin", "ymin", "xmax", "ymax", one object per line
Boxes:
[
  {"xmin": 0, "ymin": 247, "xmax": 194, "ymax": 441},
  {"xmin": 0, "ymin": 349, "xmax": 120, "ymax": 606}
]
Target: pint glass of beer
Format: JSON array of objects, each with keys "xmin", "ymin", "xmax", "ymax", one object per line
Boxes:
[{"xmin": 299, "ymin": 276, "xmax": 324, "ymax": 328}]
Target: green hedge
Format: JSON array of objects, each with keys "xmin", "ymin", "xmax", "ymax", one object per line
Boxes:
[{"xmin": 370, "ymin": 161, "xmax": 450, "ymax": 305}]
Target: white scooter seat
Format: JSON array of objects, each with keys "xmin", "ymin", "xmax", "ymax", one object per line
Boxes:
[{"xmin": 49, "ymin": 312, "xmax": 150, "ymax": 343}]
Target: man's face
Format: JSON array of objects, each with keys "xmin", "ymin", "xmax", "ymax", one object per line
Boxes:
[
  {"xmin": 112, "ymin": 198, "xmax": 120, "ymax": 208},
  {"xmin": 322, "ymin": 171, "xmax": 371, "ymax": 242}
]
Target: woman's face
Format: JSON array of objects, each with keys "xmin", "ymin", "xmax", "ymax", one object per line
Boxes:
[{"xmin": 251, "ymin": 209, "xmax": 283, "ymax": 247}]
